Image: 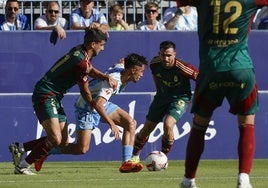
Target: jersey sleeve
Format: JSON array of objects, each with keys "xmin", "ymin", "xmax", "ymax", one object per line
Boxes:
[
  {"xmin": 256, "ymin": 0, "xmax": 268, "ymax": 6},
  {"xmin": 149, "ymin": 56, "xmax": 161, "ymax": 74},
  {"xmin": 73, "ymin": 57, "xmax": 91, "ymax": 84},
  {"xmin": 97, "ymin": 81, "xmax": 113, "ymax": 101},
  {"xmin": 175, "ymin": 59, "xmax": 199, "ymax": 80}
]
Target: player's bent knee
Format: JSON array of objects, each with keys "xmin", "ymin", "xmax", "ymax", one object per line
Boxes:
[
  {"xmin": 126, "ymin": 119, "xmax": 137, "ymax": 131},
  {"xmin": 164, "ymin": 123, "xmax": 175, "ymax": 131},
  {"xmin": 46, "ymin": 136, "xmax": 62, "ymax": 148}
]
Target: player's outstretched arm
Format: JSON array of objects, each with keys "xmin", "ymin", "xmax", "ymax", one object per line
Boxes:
[
  {"xmin": 94, "ymin": 96, "xmax": 121, "ymax": 139},
  {"xmin": 89, "ymin": 67, "xmax": 117, "ymax": 90}
]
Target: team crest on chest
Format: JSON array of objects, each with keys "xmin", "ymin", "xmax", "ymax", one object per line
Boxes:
[
  {"xmin": 174, "ymin": 75, "xmax": 178, "ymax": 82},
  {"xmin": 73, "ymin": 50, "xmax": 80, "ymax": 57},
  {"xmin": 156, "ymin": 73, "xmax": 162, "ymax": 78}
]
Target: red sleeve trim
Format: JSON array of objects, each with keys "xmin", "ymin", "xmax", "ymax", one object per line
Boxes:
[
  {"xmin": 175, "ymin": 59, "xmax": 199, "ymax": 80},
  {"xmin": 255, "ymin": 0, "xmax": 268, "ymax": 6}
]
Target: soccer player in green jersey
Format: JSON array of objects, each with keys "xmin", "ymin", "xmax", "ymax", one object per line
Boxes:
[
  {"xmin": 9, "ymin": 28, "xmax": 119, "ymax": 175},
  {"xmin": 175, "ymin": 0, "xmax": 268, "ymax": 188},
  {"xmin": 131, "ymin": 41, "xmax": 198, "ymax": 163}
]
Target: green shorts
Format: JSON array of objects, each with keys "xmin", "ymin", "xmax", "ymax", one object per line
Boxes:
[
  {"xmin": 32, "ymin": 92, "xmax": 67, "ymax": 123},
  {"xmin": 146, "ymin": 95, "xmax": 190, "ymax": 123},
  {"xmin": 191, "ymin": 68, "xmax": 259, "ymax": 117}
]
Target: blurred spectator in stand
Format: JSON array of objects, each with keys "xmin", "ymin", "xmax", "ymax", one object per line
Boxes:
[
  {"xmin": 137, "ymin": 2, "xmax": 166, "ymax": 31},
  {"xmin": 34, "ymin": 1, "xmax": 68, "ymax": 40},
  {"xmin": 70, "ymin": 0, "xmax": 109, "ymax": 31},
  {"xmin": 106, "ymin": 0, "xmax": 133, "ymax": 7},
  {"xmin": 0, "ymin": 0, "xmax": 29, "ymax": 31},
  {"xmin": 163, "ymin": 5, "xmax": 197, "ymax": 31},
  {"xmin": 258, "ymin": 17, "xmax": 268, "ymax": 29},
  {"xmin": 257, "ymin": 7, "xmax": 268, "ymax": 29},
  {"xmin": 109, "ymin": 4, "xmax": 130, "ymax": 30},
  {"xmin": 252, "ymin": 6, "xmax": 268, "ymax": 29}
]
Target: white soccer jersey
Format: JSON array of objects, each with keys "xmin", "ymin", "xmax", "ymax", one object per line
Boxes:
[{"xmin": 75, "ymin": 63, "xmax": 125, "ymax": 111}]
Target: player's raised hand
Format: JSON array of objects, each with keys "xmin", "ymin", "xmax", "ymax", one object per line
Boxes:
[{"xmin": 106, "ymin": 76, "xmax": 118, "ymax": 91}]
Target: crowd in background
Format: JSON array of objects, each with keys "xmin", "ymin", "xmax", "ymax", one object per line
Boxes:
[
  {"xmin": 0, "ymin": 0, "xmax": 197, "ymax": 32},
  {"xmin": 0, "ymin": 0, "xmax": 268, "ymax": 32}
]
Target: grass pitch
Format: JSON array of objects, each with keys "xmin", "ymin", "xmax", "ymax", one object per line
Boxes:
[{"xmin": 0, "ymin": 159, "xmax": 267, "ymax": 188}]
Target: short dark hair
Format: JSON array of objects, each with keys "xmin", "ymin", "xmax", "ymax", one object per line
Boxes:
[
  {"xmin": 84, "ymin": 28, "xmax": 108, "ymax": 46},
  {"xmin": 46, "ymin": 1, "xmax": 60, "ymax": 9},
  {"xmin": 6, "ymin": 0, "xmax": 18, "ymax": 3},
  {"xmin": 80, "ymin": 0, "xmax": 94, "ymax": 2},
  {"xmin": 160, "ymin": 41, "xmax": 176, "ymax": 50},
  {"xmin": 109, "ymin": 4, "xmax": 124, "ymax": 14},
  {"xmin": 5, "ymin": 0, "xmax": 19, "ymax": 8},
  {"xmin": 145, "ymin": 2, "xmax": 158, "ymax": 11},
  {"xmin": 124, "ymin": 53, "xmax": 148, "ymax": 70}
]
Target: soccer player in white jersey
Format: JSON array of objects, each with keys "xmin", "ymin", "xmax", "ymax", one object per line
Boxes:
[{"xmin": 12, "ymin": 53, "xmax": 148, "ymax": 173}]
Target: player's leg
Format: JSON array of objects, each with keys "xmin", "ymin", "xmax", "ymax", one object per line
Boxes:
[
  {"xmin": 163, "ymin": 98, "xmax": 189, "ymax": 155},
  {"xmin": 110, "ymin": 107, "xmax": 136, "ymax": 161},
  {"xmin": 9, "ymin": 137, "xmax": 47, "ymax": 167},
  {"xmin": 162, "ymin": 115, "xmax": 176, "ymax": 155},
  {"xmin": 132, "ymin": 119, "xmax": 158, "ymax": 158},
  {"xmin": 14, "ymin": 96, "xmax": 67, "ymax": 175},
  {"xmin": 34, "ymin": 119, "xmax": 69, "ymax": 172},
  {"xmin": 181, "ymin": 72, "xmax": 222, "ymax": 188},
  {"xmin": 58, "ymin": 109, "xmax": 99, "ymax": 154},
  {"xmin": 33, "ymin": 103, "xmax": 70, "ymax": 172},
  {"xmin": 60, "ymin": 129, "xmax": 92, "ymax": 154},
  {"xmin": 37, "ymin": 110, "xmax": 96, "ymax": 171},
  {"xmin": 132, "ymin": 98, "xmax": 165, "ymax": 159},
  {"xmin": 180, "ymin": 113, "xmax": 210, "ymax": 188},
  {"xmin": 236, "ymin": 115, "xmax": 255, "ymax": 188},
  {"xmin": 106, "ymin": 104, "xmax": 143, "ymax": 173},
  {"xmin": 15, "ymin": 118, "xmax": 62, "ymax": 175},
  {"xmin": 228, "ymin": 69, "xmax": 257, "ymax": 188}
]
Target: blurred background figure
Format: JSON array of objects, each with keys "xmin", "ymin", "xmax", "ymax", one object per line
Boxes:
[
  {"xmin": 163, "ymin": 5, "xmax": 197, "ymax": 31},
  {"xmin": 34, "ymin": 1, "xmax": 68, "ymax": 40},
  {"xmin": 0, "ymin": 0, "xmax": 29, "ymax": 31},
  {"xmin": 109, "ymin": 4, "xmax": 130, "ymax": 30},
  {"xmin": 253, "ymin": 6, "xmax": 268, "ymax": 29},
  {"xmin": 137, "ymin": 2, "xmax": 166, "ymax": 31},
  {"xmin": 70, "ymin": 0, "xmax": 109, "ymax": 31}
]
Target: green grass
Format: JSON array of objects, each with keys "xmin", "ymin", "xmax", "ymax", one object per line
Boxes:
[{"xmin": 0, "ymin": 159, "xmax": 267, "ymax": 188}]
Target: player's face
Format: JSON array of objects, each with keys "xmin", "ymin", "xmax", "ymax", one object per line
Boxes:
[
  {"xmin": 131, "ymin": 65, "xmax": 146, "ymax": 83},
  {"xmin": 92, "ymin": 41, "xmax": 106, "ymax": 57},
  {"xmin": 159, "ymin": 48, "xmax": 176, "ymax": 69}
]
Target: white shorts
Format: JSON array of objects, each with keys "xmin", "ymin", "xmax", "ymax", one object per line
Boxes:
[{"xmin": 75, "ymin": 101, "xmax": 119, "ymax": 130}]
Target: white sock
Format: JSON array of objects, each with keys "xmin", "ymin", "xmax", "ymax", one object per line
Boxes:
[
  {"xmin": 238, "ymin": 173, "xmax": 250, "ymax": 184},
  {"xmin": 182, "ymin": 177, "xmax": 195, "ymax": 185},
  {"xmin": 131, "ymin": 155, "xmax": 140, "ymax": 159}
]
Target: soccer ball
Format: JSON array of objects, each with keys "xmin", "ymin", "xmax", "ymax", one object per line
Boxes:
[{"xmin": 145, "ymin": 151, "xmax": 168, "ymax": 171}]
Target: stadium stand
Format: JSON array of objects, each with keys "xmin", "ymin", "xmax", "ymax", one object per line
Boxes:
[{"xmin": 0, "ymin": 0, "xmax": 176, "ymax": 30}]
